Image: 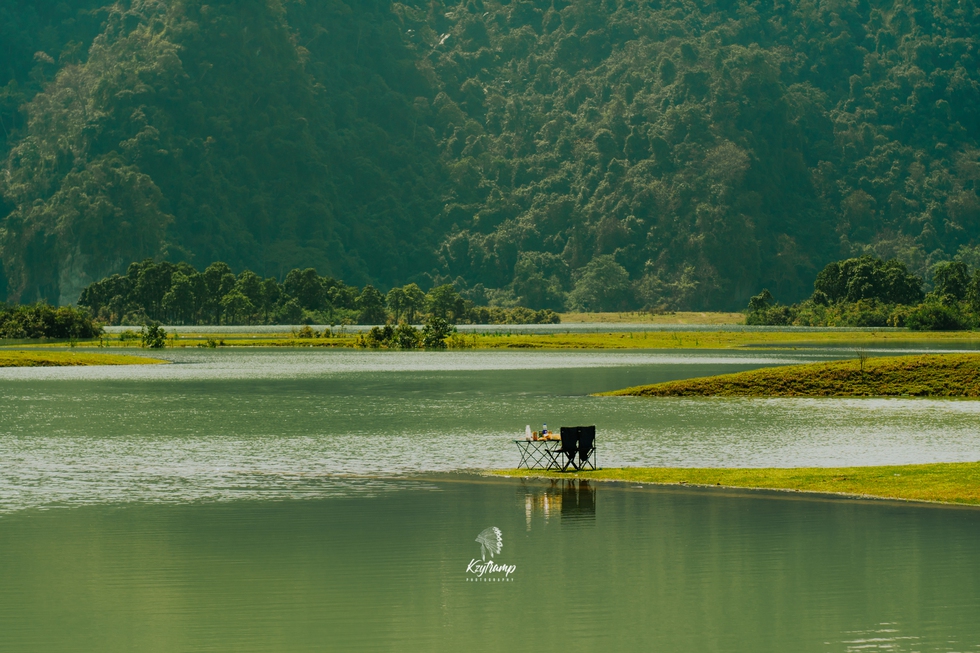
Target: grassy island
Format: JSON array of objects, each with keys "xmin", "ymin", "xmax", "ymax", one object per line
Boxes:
[
  {"xmin": 496, "ymin": 462, "xmax": 980, "ymax": 506},
  {"xmin": 0, "ymin": 351, "xmax": 166, "ymax": 367},
  {"xmin": 600, "ymin": 353, "xmax": 980, "ymax": 398}
]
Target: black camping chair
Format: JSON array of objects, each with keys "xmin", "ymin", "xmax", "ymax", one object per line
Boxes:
[
  {"xmin": 577, "ymin": 426, "xmax": 597, "ymax": 470},
  {"xmin": 547, "ymin": 427, "xmax": 579, "ymax": 471}
]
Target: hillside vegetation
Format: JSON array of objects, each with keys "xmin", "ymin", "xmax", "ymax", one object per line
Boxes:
[
  {"xmin": 602, "ymin": 354, "xmax": 980, "ymax": 396},
  {"xmin": 1, "ymin": 0, "xmax": 979, "ymax": 311}
]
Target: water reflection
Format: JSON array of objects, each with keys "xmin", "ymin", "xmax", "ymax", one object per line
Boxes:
[{"xmin": 521, "ymin": 478, "xmax": 596, "ymax": 528}]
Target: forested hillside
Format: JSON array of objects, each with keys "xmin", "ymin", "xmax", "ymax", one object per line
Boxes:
[{"xmin": 1, "ymin": 0, "xmax": 979, "ymax": 310}]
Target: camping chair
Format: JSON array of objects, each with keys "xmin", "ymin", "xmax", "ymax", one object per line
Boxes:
[
  {"xmin": 577, "ymin": 426, "xmax": 597, "ymax": 470},
  {"xmin": 547, "ymin": 427, "xmax": 579, "ymax": 471}
]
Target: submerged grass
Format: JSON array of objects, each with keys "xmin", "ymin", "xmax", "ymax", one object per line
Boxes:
[
  {"xmin": 601, "ymin": 353, "xmax": 980, "ymax": 397},
  {"xmin": 495, "ymin": 462, "xmax": 980, "ymax": 505},
  {"xmin": 0, "ymin": 350, "xmax": 165, "ymax": 366}
]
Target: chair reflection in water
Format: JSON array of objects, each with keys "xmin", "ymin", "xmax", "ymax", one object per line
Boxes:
[
  {"xmin": 522, "ymin": 478, "xmax": 596, "ymax": 527},
  {"xmin": 560, "ymin": 479, "xmax": 595, "ymax": 522},
  {"xmin": 548, "ymin": 426, "xmax": 597, "ymax": 471}
]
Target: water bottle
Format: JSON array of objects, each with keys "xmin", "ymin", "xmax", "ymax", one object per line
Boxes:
[
  {"xmin": 543, "ymin": 423, "xmax": 548, "ymax": 436},
  {"xmin": 525, "ymin": 425, "xmax": 532, "ymax": 440}
]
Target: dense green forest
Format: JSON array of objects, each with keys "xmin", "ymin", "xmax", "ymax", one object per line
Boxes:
[
  {"xmin": 747, "ymin": 255, "xmax": 980, "ymax": 329},
  {"xmin": 78, "ymin": 259, "xmax": 560, "ymax": 324},
  {"xmin": 1, "ymin": 0, "xmax": 979, "ymax": 310}
]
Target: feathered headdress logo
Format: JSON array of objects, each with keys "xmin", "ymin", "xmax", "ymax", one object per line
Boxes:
[{"xmin": 475, "ymin": 527, "xmax": 502, "ymax": 560}]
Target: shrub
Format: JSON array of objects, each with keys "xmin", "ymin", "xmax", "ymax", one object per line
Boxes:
[
  {"xmin": 140, "ymin": 323, "xmax": 167, "ymax": 348},
  {"xmin": 905, "ymin": 304, "xmax": 969, "ymax": 331},
  {"xmin": 393, "ymin": 323, "xmax": 421, "ymax": 349},
  {"xmin": 422, "ymin": 317, "xmax": 455, "ymax": 348}
]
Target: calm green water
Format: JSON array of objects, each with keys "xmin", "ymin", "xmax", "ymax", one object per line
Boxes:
[
  {"xmin": 1, "ymin": 478, "xmax": 979, "ymax": 652},
  {"xmin": 1, "ymin": 348, "xmax": 979, "ymax": 651}
]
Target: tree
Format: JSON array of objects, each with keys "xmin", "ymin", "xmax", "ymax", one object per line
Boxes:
[
  {"xmin": 284, "ymin": 268, "xmax": 325, "ymax": 311},
  {"xmin": 357, "ymin": 285, "xmax": 388, "ymax": 324},
  {"xmin": 204, "ymin": 262, "xmax": 235, "ymax": 323},
  {"xmin": 220, "ymin": 291, "xmax": 255, "ymax": 325},
  {"xmin": 133, "ymin": 260, "xmax": 175, "ymax": 321},
  {"xmin": 235, "ymin": 270, "xmax": 263, "ymax": 307},
  {"xmin": 813, "ymin": 262, "xmax": 845, "ymax": 302},
  {"xmin": 932, "ymin": 261, "xmax": 969, "ymax": 301},
  {"xmin": 278, "ymin": 297, "xmax": 303, "ymax": 324},
  {"xmin": 967, "ymin": 270, "xmax": 980, "ymax": 314},
  {"xmin": 162, "ymin": 271, "xmax": 196, "ymax": 324},
  {"xmin": 748, "ymin": 289, "xmax": 774, "ymax": 312},
  {"xmin": 512, "ymin": 252, "xmax": 568, "ymax": 310},
  {"xmin": 386, "ymin": 287, "xmax": 407, "ymax": 322},
  {"xmin": 880, "ymin": 260, "xmax": 924, "ymax": 305},
  {"xmin": 568, "ymin": 256, "xmax": 630, "ymax": 312},
  {"xmin": 402, "ymin": 283, "xmax": 427, "ymax": 323},
  {"xmin": 426, "ymin": 284, "xmax": 466, "ymax": 322},
  {"xmin": 259, "ymin": 277, "xmax": 281, "ymax": 323}
]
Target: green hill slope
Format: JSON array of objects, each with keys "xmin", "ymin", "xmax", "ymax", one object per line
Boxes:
[{"xmin": 1, "ymin": 0, "xmax": 979, "ymax": 309}]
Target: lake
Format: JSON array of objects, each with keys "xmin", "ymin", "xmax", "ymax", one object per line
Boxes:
[{"xmin": 1, "ymin": 348, "xmax": 979, "ymax": 651}]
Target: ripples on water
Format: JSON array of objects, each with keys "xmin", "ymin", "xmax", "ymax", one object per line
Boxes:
[{"xmin": 1, "ymin": 349, "xmax": 979, "ymax": 513}]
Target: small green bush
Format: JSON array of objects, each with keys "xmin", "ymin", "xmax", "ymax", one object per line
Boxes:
[{"xmin": 140, "ymin": 324, "xmax": 167, "ymax": 348}]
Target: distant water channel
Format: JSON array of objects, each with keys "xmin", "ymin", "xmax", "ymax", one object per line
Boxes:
[{"xmin": 1, "ymin": 347, "xmax": 979, "ymax": 651}]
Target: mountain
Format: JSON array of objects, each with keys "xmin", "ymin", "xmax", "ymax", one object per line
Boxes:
[{"xmin": 1, "ymin": 0, "xmax": 978, "ymax": 309}]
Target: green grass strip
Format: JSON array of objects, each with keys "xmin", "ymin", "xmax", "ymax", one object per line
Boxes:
[
  {"xmin": 0, "ymin": 351, "xmax": 167, "ymax": 367},
  {"xmin": 494, "ymin": 462, "xmax": 980, "ymax": 505},
  {"xmin": 600, "ymin": 353, "xmax": 980, "ymax": 397}
]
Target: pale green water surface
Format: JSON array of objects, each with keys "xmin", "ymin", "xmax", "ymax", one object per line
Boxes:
[{"xmin": 1, "ymin": 348, "xmax": 979, "ymax": 651}]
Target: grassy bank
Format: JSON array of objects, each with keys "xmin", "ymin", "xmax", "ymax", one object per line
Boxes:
[
  {"xmin": 601, "ymin": 353, "xmax": 980, "ymax": 397},
  {"xmin": 0, "ymin": 351, "xmax": 166, "ymax": 367},
  {"xmin": 33, "ymin": 329, "xmax": 980, "ymax": 350},
  {"xmin": 495, "ymin": 462, "xmax": 980, "ymax": 505}
]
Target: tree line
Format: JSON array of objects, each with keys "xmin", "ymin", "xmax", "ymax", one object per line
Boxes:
[
  {"xmin": 747, "ymin": 256, "xmax": 980, "ymax": 330},
  {"xmin": 78, "ymin": 259, "xmax": 560, "ymax": 326}
]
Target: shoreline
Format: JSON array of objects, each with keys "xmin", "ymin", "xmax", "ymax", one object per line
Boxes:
[{"xmin": 493, "ymin": 462, "xmax": 980, "ymax": 506}]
